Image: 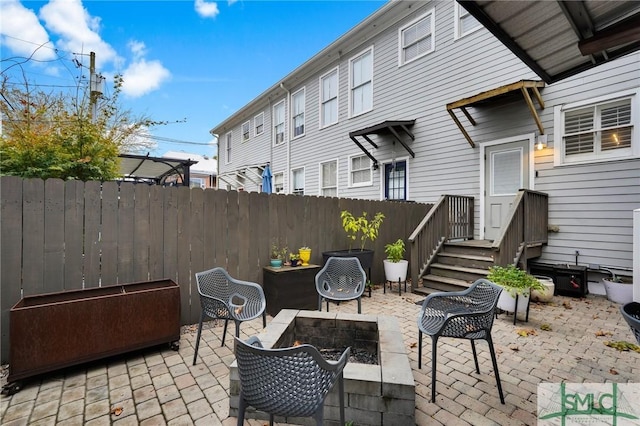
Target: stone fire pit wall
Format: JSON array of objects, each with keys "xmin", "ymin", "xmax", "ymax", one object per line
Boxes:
[{"xmin": 229, "ymin": 310, "xmax": 415, "ymax": 426}]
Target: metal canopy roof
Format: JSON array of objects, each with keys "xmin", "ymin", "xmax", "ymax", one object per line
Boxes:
[
  {"xmin": 118, "ymin": 154, "xmax": 198, "ymax": 186},
  {"xmin": 348, "ymin": 120, "xmax": 416, "ymax": 169},
  {"xmin": 447, "ymin": 80, "xmax": 546, "ymax": 148},
  {"xmin": 459, "ymin": 1, "xmax": 640, "ymax": 84}
]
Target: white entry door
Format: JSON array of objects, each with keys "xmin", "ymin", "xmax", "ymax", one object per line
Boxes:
[{"xmin": 484, "ymin": 139, "xmax": 530, "ymax": 240}]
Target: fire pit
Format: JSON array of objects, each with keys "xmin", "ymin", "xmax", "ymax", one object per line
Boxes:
[{"xmin": 229, "ymin": 309, "xmax": 415, "ymax": 425}]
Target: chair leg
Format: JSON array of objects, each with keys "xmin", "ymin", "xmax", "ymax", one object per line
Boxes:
[
  {"xmin": 234, "ymin": 320, "xmax": 241, "ymax": 338},
  {"xmin": 269, "ymin": 414, "xmax": 274, "ymax": 426},
  {"xmin": 326, "ymin": 299, "xmax": 330, "ymax": 312},
  {"xmin": 193, "ymin": 312, "xmax": 205, "ymax": 366},
  {"xmin": 237, "ymin": 392, "xmax": 247, "ymax": 426},
  {"xmin": 486, "ymin": 335, "xmax": 505, "ymax": 404},
  {"xmin": 470, "ymin": 340, "xmax": 480, "ymax": 374},
  {"xmin": 222, "ymin": 318, "xmax": 230, "ymax": 347},
  {"xmin": 318, "ymin": 295, "xmax": 322, "ymax": 312},
  {"xmin": 357, "ymin": 297, "xmax": 361, "ymax": 314},
  {"xmin": 262, "ymin": 311, "xmax": 266, "ymax": 328},
  {"xmin": 418, "ymin": 330, "xmax": 423, "ymax": 369},
  {"xmin": 431, "ymin": 337, "xmax": 438, "ymax": 403}
]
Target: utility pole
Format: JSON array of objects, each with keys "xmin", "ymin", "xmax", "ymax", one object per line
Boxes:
[{"xmin": 89, "ymin": 52, "xmax": 104, "ymax": 122}]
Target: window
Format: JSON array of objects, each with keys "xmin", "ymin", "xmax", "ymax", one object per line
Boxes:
[
  {"xmin": 255, "ymin": 112, "xmax": 264, "ymax": 136},
  {"xmin": 320, "ymin": 160, "xmax": 337, "ymax": 197},
  {"xmin": 320, "ymin": 68, "xmax": 339, "ymax": 127},
  {"xmin": 242, "ymin": 121, "xmax": 250, "ymax": 142},
  {"xmin": 225, "ymin": 131, "xmax": 232, "ymax": 164},
  {"xmin": 349, "ymin": 154, "xmax": 372, "ymax": 187},
  {"xmin": 555, "ymin": 90, "xmax": 638, "ymax": 165},
  {"xmin": 190, "ymin": 177, "xmax": 205, "ymax": 189},
  {"xmin": 350, "ymin": 48, "xmax": 373, "ymax": 117},
  {"xmin": 292, "ymin": 88, "xmax": 305, "ymax": 137},
  {"xmin": 291, "ymin": 168, "xmax": 305, "ymax": 195},
  {"xmin": 273, "ymin": 101, "xmax": 285, "ymax": 145},
  {"xmin": 399, "ymin": 10, "xmax": 434, "ymax": 66},
  {"xmin": 454, "ymin": 4, "xmax": 481, "ymax": 39},
  {"xmin": 274, "ymin": 172, "xmax": 285, "ymax": 194},
  {"xmin": 385, "ymin": 161, "xmax": 406, "ymax": 200}
]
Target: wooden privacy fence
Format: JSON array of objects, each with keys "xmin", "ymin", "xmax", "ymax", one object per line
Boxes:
[{"xmin": 0, "ymin": 176, "xmax": 431, "ymax": 362}]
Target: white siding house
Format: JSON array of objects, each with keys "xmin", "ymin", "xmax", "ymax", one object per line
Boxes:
[{"xmin": 211, "ymin": 1, "xmax": 640, "ymax": 274}]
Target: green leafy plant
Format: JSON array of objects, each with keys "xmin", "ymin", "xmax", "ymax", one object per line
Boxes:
[
  {"xmin": 487, "ymin": 264, "xmax": 545, "ymax": 297},
  {"xmin": 270, "ymin": 239, "xmax": 288, "ymax": 260},
  {"xmin": 289, "ymin": 253, "xmax": 300, "ymax": 261},
  {"xmin": 384, "ymin": 239, "xmax": 405, "ymax": 263},
  {"xmin": 340, "ymin": 210, "xmax": 385, "ymax": 251}
]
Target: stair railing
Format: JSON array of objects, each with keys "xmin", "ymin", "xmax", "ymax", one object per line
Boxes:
[
  {"xmin": 491, "ymin": 189, "xmax": 548, "ymax": 266},
  {"xmin": 408, "ymin": 195, "xmax": 474, "ymax": 291}
]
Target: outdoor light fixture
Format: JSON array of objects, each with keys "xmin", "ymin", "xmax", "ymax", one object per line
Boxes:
[{"xmin": 536, "ymin": 134, "xmax": 547, "ymax": 150}]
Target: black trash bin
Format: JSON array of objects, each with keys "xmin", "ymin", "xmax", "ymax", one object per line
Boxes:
[{"xmin": 553, "ymin": 264, "xmax": 588, "ymax": 298}]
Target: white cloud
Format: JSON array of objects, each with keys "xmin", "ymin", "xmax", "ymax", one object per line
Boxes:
[
  {"xmin": 0, "ymin": 0, "xmax": 55, "ymax": 61},
  {"xmin": 194, "ymin": 0, "xmax": 219, "ymax": 18},
  {"xmin": 121, "ymin": 57, "xmax": 171, "ymax": 98},
  {"xmin": 128, "ymin": 40, "xmax": 147, "ymax": 60}
]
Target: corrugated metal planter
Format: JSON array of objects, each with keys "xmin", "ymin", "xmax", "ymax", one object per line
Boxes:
[{"xmin": 7, "ymin": 279, "xmax": 180, "ymax": 386}]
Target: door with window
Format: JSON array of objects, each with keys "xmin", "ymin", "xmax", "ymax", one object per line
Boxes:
[
  {"xmin": 484, "ymin": 140, "xmax": 530, "ymax": 240},
  {"xmin": 384, "ymin": 161, "xmax": 406, "ymax": 201}
]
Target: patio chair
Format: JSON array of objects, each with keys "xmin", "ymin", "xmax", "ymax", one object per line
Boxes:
[
  {"xmin": 417, "ymin": 278, "xmax": 505, "ymax": 404},
  {"xmin": 193, "ymin": 267, "xmax": 266, "ymax": 365},
  {"xmin": 316, "ymin": 256, "xmax": 366, "ymax": 314},
  {"xmin": 234, "ymin": 336, "xmax": 349, "ymax": 426}
]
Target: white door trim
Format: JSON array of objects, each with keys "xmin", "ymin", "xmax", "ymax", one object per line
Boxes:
[
  {"xmin": 379, "ymin": 156, "xmax": 410, "ymax": 201},
  {"xmin": 479, "ymin": 133, "xmax": 536, "ymax": 240}
]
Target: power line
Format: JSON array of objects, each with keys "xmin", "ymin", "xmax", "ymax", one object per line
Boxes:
[{"xmin": 133, "ymin": 133, "xmax": 215, "ymax": 146}]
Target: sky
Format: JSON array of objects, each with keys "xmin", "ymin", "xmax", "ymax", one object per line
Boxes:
[{"xmin": 1, "ymin": 0, "xmax": 386, "ymax": 158}]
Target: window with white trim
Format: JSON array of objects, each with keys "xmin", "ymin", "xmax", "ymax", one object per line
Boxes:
[
  {"xmin": 225, "ymin": 131, "xmax": 232, "ymax": 164},
  {"xmin": 320, "ymin": 68, "xmax": 338, "ymax": 127},
  {"xmin": 555, "ymin": 91, "xmax": 638, "ymax": 165},
  {"xmin": 273, "ymin": 172, "xmax": 284, "ymax": 194},
  {"xmin": 190, "ymin": 177, "xmax": 205, "ymax": 189},
  {"xmin": 292, "ymin": 88, "xmax": 305, "ymax": 137},
  {"xmin": 399, "ymin": 10, "xmax": 434, "ymax": 66},
  {"xmin": 255, "ymin": 112, "xmax": 264, "ymax": 136},
  {"xmin": 273, "ymin": 101, "xmax": 285, "ymax": 145},
  {"xmin": 320, "ymin": 160, "xmax": 337, "ymax": 197},
  {"xmin": 242, "ymin": 121, "xmax": 250, "ymax": 142},
  {"xmin": 291, "ymin": 168, "xmax": 305, "ymax": 195},
  {"xmin": 349, "ymin": 154, "xmax": 372, "ymax": 187},
  {"xmin": 454, "ymin": 4, "xmax": 481, "ymax": 39},
  {"xmin": 350, "ymin": 48, "xmax": 373, "ymax": 117}
]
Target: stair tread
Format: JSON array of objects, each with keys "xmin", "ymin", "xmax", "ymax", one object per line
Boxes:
[
  {"xmin": 430, "ymin": 263, "xmax": 489, "ymax": 274},
  {"xmin": 423, "ymin": 274, "xmax": 473, "ymax": 287},
  {"xmin": 438, "ymin": 252, "xmax": 493, "ymax": 262},
  {"xmin": 445, "ymin": 240, "xmax": 493, "ymax": 248}
]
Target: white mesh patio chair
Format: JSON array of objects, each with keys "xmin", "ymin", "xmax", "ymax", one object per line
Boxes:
[
  {"xmin": 234, "ymin": 336, "xmax": 349, "ymax": 426},
  {"xmin": 315, "ymin": 256, "xmax": 366, "ymax": 314},
  {"xmin": 193, "ymin": 267, "xmax": 266, "ymax": 365},
  {"xmin": 417, "ymin": 278, "xmax": 505, "ymax": 404}
]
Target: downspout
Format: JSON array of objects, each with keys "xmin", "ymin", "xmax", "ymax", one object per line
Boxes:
[{"xmin": 280, "ymin": 82, "xmax": 291, "ymax": 193}]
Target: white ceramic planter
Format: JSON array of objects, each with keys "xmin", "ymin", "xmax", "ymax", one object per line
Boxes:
[
  {"xmin": 497, "ymin": 288, "xmax": 530, "ymax": 320},
  {"xmin": 531, "ymin": 276, "xmax": 555, "ymax": 303},
  {"xmin": 383, "ymin": 259, "xmax": 408, "ymax": 282},
  {"xmin": 603, "ymin": 278, "xmax": 633, "ymax": 304}
]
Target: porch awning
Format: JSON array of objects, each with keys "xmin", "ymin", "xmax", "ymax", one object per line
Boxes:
[
  {"xmin": 349, "ymin": 120, "xmax": 416, "ymax": 169},
  {"xmin": 446, "ymin": 80, "xmax": 545, "ymax": 148}
]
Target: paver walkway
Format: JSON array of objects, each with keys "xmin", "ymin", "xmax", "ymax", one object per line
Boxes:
[{"xmin": 1, "ymin": 286, "xmax": 638, "ymax": 425}]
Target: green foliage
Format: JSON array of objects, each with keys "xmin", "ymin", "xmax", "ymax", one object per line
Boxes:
[
  {"xmin": 340, "ymin": 210, "xmax": 385, "ymax": 251},
  {"xmin": 270, "ymin": 238, "xmax": 288, "ymax": 260},
  {"xmin": 384, "ymin": 239, "xmax": 405, "ymax": 262},
  {"xmin": 487, "ymin": 264, "xmax": 545, "ymax": 297}
]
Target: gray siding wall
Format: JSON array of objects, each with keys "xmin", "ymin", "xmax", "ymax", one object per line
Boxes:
[{"xmin": 212, "ymin": 1, "xmax": 640, "ymax": 272}]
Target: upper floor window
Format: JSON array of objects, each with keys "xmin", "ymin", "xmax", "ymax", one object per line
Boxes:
[
  {"xmin": 320, "ymin": 159, "xmax": 337, "ymax": 197},
  {"xmin": 225, "ymin": 131, "xmax": 232, "ymax": 164},
  {"xmin": 242, "ymin": 121, "xmax": 250, "ymax": 142},
  {"xmin": 350, "ymin": 48, "xmax": 373, "ymax": 117},
  {"xmin": 292, "ymin": 88, "xmax": 305, "ymax": 138},
  {"xmin": 454, "ymin": 4, "xmax": 481, "ymax": 39},
  {"xmin": 399, "ymin": 10, "xmax": 435, "ymax": 66},
  {"xmin": 349, "ymin": 154, "xmax": 372, "ymax": 187},
  {"xmin": 273, "ymin": 172, "xmax": 285, "ymax": 194},
  {"xmin": 320, "ymin": 68, "xmax": 339, "ymax": 128},
  {"xmin": 291, "ymin": 167, "xmax": 305, "ymax": 195},
  {"xmin": 273, "ymin": 101, "xmax": 285, "ymax": 145},
  {"xmin": 554, "ymin": 89, "xmax": 638, "ymax": 166},
  {"xmin": 255, "ymin": 112, "xmax": 264, "ymax": 136}
]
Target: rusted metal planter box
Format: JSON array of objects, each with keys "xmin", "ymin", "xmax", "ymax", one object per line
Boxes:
[{"xmin": 8, "ymin": 279, "xmax": 180, "ymax": 383}]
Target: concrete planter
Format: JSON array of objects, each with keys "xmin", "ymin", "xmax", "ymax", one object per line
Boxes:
[
  {"xmin": 603, "ymin": 278, "xmax": 634, "ymax": 304},
  {"xmin": 531, "ymin": 276, "xmax": 555, "ymax": 303},
  {"xmin": 383, "ymin": 259, "xmax": 408, "ymax": 282}
]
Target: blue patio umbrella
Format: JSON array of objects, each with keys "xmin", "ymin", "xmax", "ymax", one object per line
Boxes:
[{"xmin": 262, "ymin": 163, "xmax": 272, "ymax": 194}]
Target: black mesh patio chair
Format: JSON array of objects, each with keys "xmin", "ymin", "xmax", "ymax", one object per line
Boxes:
[
  {"xmin": 234, "ymin": 336, "xmax": 349, "ymax": 426},
  {"xmin": 621, "ymin": 302, "xmax": 640, "ymax": 344},
  {"xmin": 315, "ymin": 256, "xmax": 366, "ymax": 313},
  {"xmin": 193, "ymin": 267, "xmax": 266, "ymax": 365},
  {"xmin": 417, "ymin": 278, "xmax": 505, "ymax": 404}
]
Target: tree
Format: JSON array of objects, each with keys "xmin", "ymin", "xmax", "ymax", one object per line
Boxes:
[{"xmin": 0, "ymin": 74, "xmax": 157, "ymax": 181}]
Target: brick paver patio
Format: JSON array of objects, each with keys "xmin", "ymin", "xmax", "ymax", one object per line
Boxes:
[{"xmin": 1, "ymin": 285, "xmax": 638, "ymax": 425}]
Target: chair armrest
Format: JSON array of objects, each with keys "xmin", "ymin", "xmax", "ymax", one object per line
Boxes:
[{"xmin": 228, "ymin": 278, "xmax": 266, "ymax": 321}]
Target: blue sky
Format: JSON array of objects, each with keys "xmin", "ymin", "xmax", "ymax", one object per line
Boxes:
[{"xmin": 1, "ymin": 0, "xmax": 386, "ymax": 158}]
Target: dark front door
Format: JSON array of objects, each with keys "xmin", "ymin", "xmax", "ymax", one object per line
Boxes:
[{"xmin": 384, "ymin": 161, "xmax": 406, "ymax": 201}]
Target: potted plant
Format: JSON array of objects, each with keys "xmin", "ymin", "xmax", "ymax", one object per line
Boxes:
[
  {"xmin": 487, "ymin": 265, "xmax": 546, "ymax": 319},
  {"xmin": 383, "ymin": 239, "xmax": 408, "ymax": 283},
  {"xmin": 298, "ymin": 247, "xmax": 311, "ymax": 266},
  {"xmin": 289, "ymin": 253, "xmax": 300, "ymax": 267},
  {"xmin": 322, "ymin": 210, "xmax": 385, "ymax": 271},
  {"xmin": 270, "ymin": 240, "xmax": 288, "ymax": 268},
  {"xmin": 602, "ymin": 269, "xmax": 633, "ymax": 304}
]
